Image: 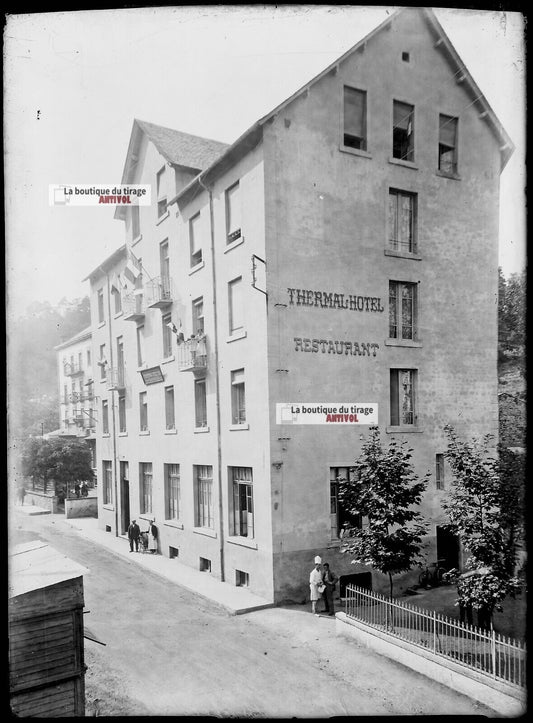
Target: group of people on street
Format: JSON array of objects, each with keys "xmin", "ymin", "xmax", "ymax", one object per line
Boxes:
[
  {"xmin": 127, "ymin": 519, "xmax": 158, "ymax": 554},
  {"xmin": 73, "ymin": 481, "xmax": 89, "ymax": 498},
  {"xmin": 309, "ymin": 556, "xmax": 338, "ymax": 616}
]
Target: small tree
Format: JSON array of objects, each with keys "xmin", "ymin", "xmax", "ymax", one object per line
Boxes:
[
  {"xmin": 338, "ymin": 427, "xmax": 429, "ymax": 599},
  {"xmin": 20, "ymin": 437, "xmax": 94, "ymax": 497},
  {"xmin": 442, "ymin": 425, "xmax": 521, "ymax": 628}
]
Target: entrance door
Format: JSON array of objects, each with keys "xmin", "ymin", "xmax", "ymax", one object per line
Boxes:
[
  {"xmin": 120, "ymin": 461, "xmax": 130, "ymax": 534},
  {"xmin": 436, "ymin": 525, "xmax": 460, "ymax": 570}
]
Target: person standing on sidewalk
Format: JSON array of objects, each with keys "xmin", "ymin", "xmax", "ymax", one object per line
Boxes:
[
  {"xmin": 147, "ymin": 519, "xmax": 158, "ymax": 554},
  {"xmin": 309, "ymin": 556, "xmax": 323, "ymax": 615},
  {"xmin": 128, "ymin": 519, "xmax": 141, "ymax": 552},
  {"xmin": 321, "ymin": 562, "xmax": 338, "ymax": 616}
]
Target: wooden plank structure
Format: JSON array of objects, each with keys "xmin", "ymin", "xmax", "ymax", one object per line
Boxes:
[{"xmin": 8, "ymin": 541, "xmax": 89, "ymax": 717}]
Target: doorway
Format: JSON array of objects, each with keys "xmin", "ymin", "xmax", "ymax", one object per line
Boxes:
[
  {"xmin": 120, "ymin": 461, "xmax": 130, "ymax": 534},
  {"xmin": 436, "ymin": 525, "xmax": 460, "ymax": 570}
]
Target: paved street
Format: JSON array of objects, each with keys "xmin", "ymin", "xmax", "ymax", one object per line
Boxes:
[{"xmin": 9, "ymin": 508, "xmax": 496, "ymax": 717}]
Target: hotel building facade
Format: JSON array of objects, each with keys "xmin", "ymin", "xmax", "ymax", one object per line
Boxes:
[{"xmin": 85, "ymin": 8, "xmax": 513, "ymax": 603}]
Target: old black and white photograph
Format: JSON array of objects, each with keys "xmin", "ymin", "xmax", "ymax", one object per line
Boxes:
[{"xmin": 6, "ymin": 4, "xmax": 526, "ymax": 717}]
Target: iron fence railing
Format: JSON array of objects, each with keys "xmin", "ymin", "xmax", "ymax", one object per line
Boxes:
[{"xmin": 345, "ymin": 584, "xmax": 526, "ymax": 688}]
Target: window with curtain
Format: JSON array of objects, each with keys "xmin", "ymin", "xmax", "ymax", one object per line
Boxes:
[
  {"xmin": 165, "ymin": 463, "xmax": 180, "ymax": 519},
  {"xmin": 389, "ymin": 281, "xmax": 417, "ymax": 340},
  {"xmin": 195, "ymin": 465, "xmax": 213, "ymax": 528},
  {"xmin": 390, "ymin": 369, "xmax": 417, "ymax": 426},
  {"xmin": 140, "ymin": 462, "xmax": 153, "ymax": 514},
  {"xmin": 388, "ymin": 189, "xmax": 416, "ymax": 253}
]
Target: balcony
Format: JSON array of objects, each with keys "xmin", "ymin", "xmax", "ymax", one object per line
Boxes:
[
  {"xmin": 146, "ymin": 276, "xmax": 174, "ymax": 309},
  {"xmin": 63, "ymin": 362, "xmax": 83, "ymax": 376},
  {"xmin": 122, "ymin": 290, "xmax": 145, "ymax": 321},
  {"xmin": 107, "ymin": 367, "xmax": 126, "ymax": 391},
  {"xmin": 67, "ymin": 390, "xmax": 94, "ymax": 404},
  {"xmin": 177, "ymin": 335, "xmax": 207, "ymax": 375}
]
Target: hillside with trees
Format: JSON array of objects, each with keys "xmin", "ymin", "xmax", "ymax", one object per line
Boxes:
[{"xmin": 8, "ymin": 297, "xmax": 91, "ymax": 441}]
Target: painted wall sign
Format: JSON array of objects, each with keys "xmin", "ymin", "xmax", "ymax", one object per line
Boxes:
[
  {"xmin": 140, "ymin": 366, "xmax": 165, "ymax": 385},
  {"xmin": 294, "ymin": 338, "xmax": 379, "ymax": 356},
  {"xmin": 276, "ymin": 403, "xmax": 378, "ymax": 425},
  {"xmin": 287, "ymin": 287, "xmax": 384, "ymax": 312}
]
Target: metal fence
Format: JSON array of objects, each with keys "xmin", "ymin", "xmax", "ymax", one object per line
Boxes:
[{"xmin": 344, "ymin": 584, "xmax": 526, "ymax": 688}]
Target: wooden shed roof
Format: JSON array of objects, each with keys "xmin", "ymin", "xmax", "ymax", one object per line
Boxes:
[{"xmin": 9, "ymin": 540, "xmax": 89, "ymax": 599}]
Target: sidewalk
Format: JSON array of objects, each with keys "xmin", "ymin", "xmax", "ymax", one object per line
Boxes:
[{"xmin": 56, "ymin": 513, "xmax": 274, "ymax": 616}]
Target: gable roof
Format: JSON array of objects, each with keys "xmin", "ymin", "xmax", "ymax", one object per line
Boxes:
[
  {"xmin": 114, "ymin": 120, "xmax": 229, "ymax": 220},
  {"xmin": 175, "ymin": 7, "xmax": 514, "ymax": 206},
  {"xmin": 136, "ymin": 119, "xmax": 229, "ymax": 170},
  {"xmin": 54, "ymin": 325, "xmax": 92, "ymax": 351}
]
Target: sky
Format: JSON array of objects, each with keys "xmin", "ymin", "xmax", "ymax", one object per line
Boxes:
[{"xmin": 4, "ymin": 5, "xmax": 526, "ymax": 317}]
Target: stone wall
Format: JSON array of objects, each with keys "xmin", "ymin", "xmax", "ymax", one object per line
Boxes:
[{"xmin": 65, "ymin": 496, "xmax": 98, "ymax": 519}]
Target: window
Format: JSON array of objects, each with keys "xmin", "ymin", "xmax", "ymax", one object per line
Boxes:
[
  {"xmin": 390, "ymin": 369, "xmax": 417, "ymax": 426},
  {"xmin": 393, "ymin": 100, "xmax": 414, "ymax": 162},
  {"xmin": 389, "ymin": 281, "xmax": 417, "ymax": 340},
  {"xmin": 189, "ymin": 213, "xmax": 202, "ymax": 267},
  {"xmin": 160, "ymin": 240, "xmax": 170, "ymax": 287},
  {"xmin": 199, "ymin": 557, "xmax": 211, "ymax": 572},
  {"xmin": 156, "ymin": 167, "xmax": 167, "ymax": 218},
  {"xmin": 436, "ymin": 454, "xmax": 445, "ymax": 490},
  {"xmin": 116, "ymin": 336, "xmax": 125, "ymax": 384},
  {"xmin": 139, "ymin": 462, "xmax": 153, "ymax": 514},
  {"xmin": 236, "ymin": 570, "xmax": 249, "ymax": 587},
  {"xmin": 136, "ymin": 325, "xmax": 144, "ymax": 367},
  {"xmin": 388, "ymin": 189, "xmax": 416, "ymax": 253},
  {"xmin": 165, "ymin": 464, "xmax": 180, "ymax": 520},
  {"xmin": 165, "ymin": 386, "xmax": 175, "ymax": 430},
  {"xmin": 78, "ymin": 352, "xmax": 83, "ymax": 370},
  {"xmin": 162, "ymin": 313, "xmax": 173, "ymax": 358},
  {"xmin": 438, "ymin": 114, "xmax": 458, "ymax": 174},
  {"xmin": 231, "ymin": 369, "xmax": 246, "ymax": 424},
  {"xmin": 330, "ymin": 467, "xmax": 362, "ymax": 539},
  {"xmin": 132, "ymin": 205, "xmax": 140, "ymax": 239},
  {"xmin": 192, "ymin": 297, "xmax": 204, "ymax": 335},
  {"xmin": 194, "ymin": 379, "xmax": 207, "ymax": 428},
  {"xmin": 402, "ymin": 51, "xmax": 410, "ymax": 62},
  {"xmin": 97, "ymin": 288, "xmax": 105, "ymax": 323},
  {"xmin": 194, "ymin": 465, "xmax": 213, "ymax": 528},
  {"xmin": 139, "ymin": 391, "xmax": 148, "ymax": 431},
  {"xmin": 118, "ymin": 394, "xmax": 126, "ymax": 433},
  {"xmin": 87, "ymin": 349, "xmax": 91, "ymax": 367},
  {"xmin": 231, "ymin": 467, "xmax": 254, "ymax": 538},
  {"xmin": 99, "ymin": 344, "xmax": 107, "ymax": 379},
  {"xmin": 225, "ymin": 182, "xmax": 241, "ymax": 243},
  {"xmin": 102, "ymin": 400, "xmax": 109, "ymax": 434},
  {"xmin": 228, "ymin": 277, "xmax": 244, "ymax": 334},
  {"xmin": 343, "ymin": 86, "xmax": 367, "ymax": 150},
  {"xmin": 112, "ymin": 286, "xmax": 122, "ymax": 314},
  {"xmin": 103, "ymin": 460, "xmax": 112, "ymax": 504}
]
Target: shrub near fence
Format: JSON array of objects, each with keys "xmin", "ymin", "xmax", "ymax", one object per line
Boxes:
[{"xmin": 344, "ymin": 585, "xmax": 526, "ymax": 689}]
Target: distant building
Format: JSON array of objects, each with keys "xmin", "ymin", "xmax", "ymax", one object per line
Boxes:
[
  {"xmin": 54, "ymin": 326, "xmax": 96, "ymax": 473},
  {"xmin": 84, "ymin": 8, "xmax": 513, "ymax": 602}
]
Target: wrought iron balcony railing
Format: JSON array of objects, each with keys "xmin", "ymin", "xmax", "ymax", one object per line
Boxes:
[
  {"xmin": 146, "ymin": 276, "xmax": 174, "ymax": 309},
  {"xmin": 177, "ymin": 335, "xmax": 207, "ymax": 375},
  {"xmin": 122, "ymin": 290, "xmax": 146, "ymax": 321},
  {"xmin": 63, "ymin": 362, "xmax": 83, "ymax": 376},
  {"xmin": 107, "ymin": 367, "xmax": 126, "ymax": 391}
]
